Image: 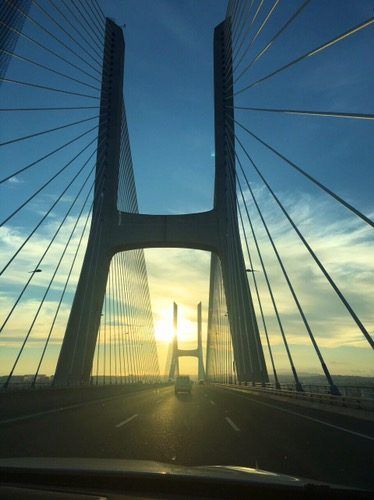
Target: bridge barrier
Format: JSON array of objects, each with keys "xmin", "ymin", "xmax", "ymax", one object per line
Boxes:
[
  {"xmin": 215, "ymin": 382, "xmax": 374, "ymax": 413},
  {"xmin": 0, "ymin": 383, "xmax": 170, "ymax": 423}
]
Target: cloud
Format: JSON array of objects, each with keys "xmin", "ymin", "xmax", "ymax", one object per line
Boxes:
[
  {"xmin": 153, "ymin": 0, "xmax": 201, "ymax": 54},
  {"xmin": 7, "ymin": 177, "xmax": 23, "ymax": 184},
  {"xmin": 0, "ymin": 185, "xmax": 372, "ymax": 377},
  {"xmin": 235, "ymin": 183, "xmax": 373, "ymax": 375}
]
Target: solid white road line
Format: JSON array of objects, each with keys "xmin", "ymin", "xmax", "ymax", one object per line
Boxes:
[
  {"xmin": 225, "ymin": 416, "xmax": 240, "ymax": 432},
  {"xmin": 229, "ymin": 389, "xmax": 374, "ymax": 442},
  {"xmin": 115, "ymin": 414, "xmax": 138, "ymax": 428}
]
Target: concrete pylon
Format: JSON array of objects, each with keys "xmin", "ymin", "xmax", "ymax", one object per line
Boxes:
[
  {"xmin": 197, "ymin": 302, "xmax": 206, "ymax": 381},
  {"xmin": 54, "ymin": 18, "xmax": 268, "ymax": 386},
  {"xmin": 168, "ymin": 302, "xmax": 179, "ymax": 379},
  {"xmin": 168, "ymin": 302, "xmax": 206, "ymax": 381}
]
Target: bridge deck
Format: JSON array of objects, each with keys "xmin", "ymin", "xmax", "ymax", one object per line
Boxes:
[{"xmin": 0, "ymin": 385, "xmax": 372, "ymax": 490}]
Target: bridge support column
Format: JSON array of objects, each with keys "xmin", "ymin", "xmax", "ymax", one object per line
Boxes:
[
  {"xmin": 54, "ymin": 19, "xmax": 124, "ymax": 386},
  {"xmin": 168, "ymin": 302, "xmax": 179, "ymax": 380},
  {"xmin": 207, "ymin": 21, "xmax": 268, "ymax": 384},
  {"xmin": 168, "ymin": 302, "xmax": 206, "ymax": 381},
  {"xmin": 54, "ymin": 18, "xmax": 268, "ymax": 388},
  {"xmin": 197, "ymin": 302, "xmax": 205, "ymax": 381}
]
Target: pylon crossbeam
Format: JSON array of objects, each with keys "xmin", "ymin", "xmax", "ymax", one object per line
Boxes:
[{"xmin": 54, "ymin": 18, "xmax": 268, "ymax": 387}]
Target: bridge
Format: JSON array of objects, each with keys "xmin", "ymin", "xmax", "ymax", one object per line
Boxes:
[
  {"xmin": 0, "ymin": 0, "xmax": 373, "ymax": 491},
  {"xmin": 167, "ymin": 302, "xmax": 205, "ymax": 382}
]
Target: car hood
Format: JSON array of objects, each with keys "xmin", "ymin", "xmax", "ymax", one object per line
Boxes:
[{"xmin": 0, "ymin": 457, "xmax": 356, "ymax": 491}]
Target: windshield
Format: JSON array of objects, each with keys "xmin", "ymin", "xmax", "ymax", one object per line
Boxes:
[{"xmin": 0, "ymin": 0, "xmax": 373, "ymax": 493}]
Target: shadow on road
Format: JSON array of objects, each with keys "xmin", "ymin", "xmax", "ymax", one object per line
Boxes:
[{"xmin": 175, "ymin": 392, "xmax": 193, "ymax": 402}]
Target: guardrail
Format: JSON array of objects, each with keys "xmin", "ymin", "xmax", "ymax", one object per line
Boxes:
[
  {"xmin": 217, "ymin": 382, "xmax": 374, "ymax": 412},
  {"xmin": 0, "ymin": 379, "xmax": 165, "ymax": 392},
  {"xmin": 0, "ymin": 383, "xmax": 171, "ymax": 423}
]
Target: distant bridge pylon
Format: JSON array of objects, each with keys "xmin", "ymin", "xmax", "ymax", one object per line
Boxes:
[{"xmin": 168, "ymin": 303, "xmax": 205, "ymax": 382}]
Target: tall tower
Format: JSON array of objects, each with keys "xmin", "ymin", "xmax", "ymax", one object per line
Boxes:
[
  {"xmin": 54, "ymin": 18, "xmax": 268, "ymax": 387},
  {"xmin": 168, "ymin": 302, "xmax": 206, "ymax": 381},
  {"xmin": 206, "ymin": 21, "xmax": 267, "ymax": 383}
]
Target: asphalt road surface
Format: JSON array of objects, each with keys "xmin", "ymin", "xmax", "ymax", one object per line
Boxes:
[{"xmin": 0, "ymin": 385, "xmax": 373, "ymax": 490}]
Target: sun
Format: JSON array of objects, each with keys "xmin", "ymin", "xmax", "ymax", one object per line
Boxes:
[
  {"xmin": 154, "ymin": 307, "xmax": 196, "ymax": 343},
  {"xmin": 154, "ymin": 316, "xmax": 174, "ymax": 343}
]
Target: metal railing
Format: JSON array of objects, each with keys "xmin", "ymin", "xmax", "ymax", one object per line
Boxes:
[{"xmin": 217, "ymin": 381, "xmax": 374, "ymax": 412}]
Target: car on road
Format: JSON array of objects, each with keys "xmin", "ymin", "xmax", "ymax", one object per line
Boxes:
[{"xmin": 175, "ymin": 375, "xmax": 192, "ymax": 395}]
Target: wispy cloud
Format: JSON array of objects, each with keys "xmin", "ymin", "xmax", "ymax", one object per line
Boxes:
[
  {"xmin": 7, "ymin": 176, "xmax": 23, "ymax": 185},
  {"xmin": 1, "ymin": 185, "xmax": 372, "ymax": 377}
]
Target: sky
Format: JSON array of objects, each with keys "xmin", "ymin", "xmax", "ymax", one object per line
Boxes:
[
  {"xmin": 100, "ymin": 0, "xmax": 374, "ymax": 377},
  {"xmin": 0, "ymin": 0, "xmax": 373, "ymax": 380}
]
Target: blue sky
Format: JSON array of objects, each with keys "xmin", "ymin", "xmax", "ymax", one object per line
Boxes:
[
  {"xmin": 103, "ymin": 0, "xmax": 227, "ymax": 214},
  {"xmin": 0, "ymin": 0, "xmax": 373, "ymax": 378},
  {"xmin": 101, "ymin": 0, "xmax": 374, "ymax": 215}
]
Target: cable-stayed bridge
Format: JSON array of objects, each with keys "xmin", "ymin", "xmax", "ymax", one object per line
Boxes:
[{"xmin": 0, "ymin": 0, "xmax": 373, "ymax": 490}]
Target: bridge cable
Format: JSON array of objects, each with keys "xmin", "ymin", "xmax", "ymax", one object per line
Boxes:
[
  {"xmin": 0, "ymin": 124, "xmax": 100, "ymax": 184},
  {"xmin": 232, "ymin": 18, "xmax": 374, "ymax": 97},
  {"xmin": 82, "ymin": 0, "xmax": 106, "ymax": 38},
  {"xmin": 4, "ymin": 0, "xmax": 102, "ymax": 76},
  {"xmin": 0, "ymin": 115, "xmax": 99, "ymax": 148},
  {"xmin": 91, "ymin": 0, "xmax": 106, "ymax": 24},
  {"xmin": 47, "ymin": 0, "xmax": 104, "ymax": 63},
  {"xmin": 0, "ymin": 48, "xmax": 101, "ymax": 91},
  {"xmin": 0, "ymin": 147, "xmax": 100, "ymax": 336},
  {"xmin": 233, "ymin": 119, "xmax": 374, "ymax": 228},
  {"xmin": 219, "ymin": 130, "xmax": 254, "ymax": 382},
  {"xmin": 232, "ymin": 106, "xmax": 374, "ymax": 121},
  {"xmin": 0, "ymin": 20, "xmax": 101, "ymax": 82},
  {"xmin": 60, "ymin": 0, "xmax": 103, "ymax": 51},
  {"xmin": 0, "ymin": 135, "xmax": 99, "ymax": 227},
  {"xmin": 0, "ymin": 76, "xmax": 100, "ymax": 99},
  {"xmin": 225, "ymin": 0, "xmax": 247, "ymax": 57},
  {"xmin": 226, "ymin": 125, "xmax": 339, "ymax": 390},
  {"xmin": 0, "ymin": 106, "xmax": 100, "ymax": 112},
  {"xmin": 226, "ymin": 137, "xmax": 260, "ymax": 382},
  {"xmin": 229, "ymin": 0, "xmax": 280, "ymax": 82},
  {"xmin": 224, "ymin": 130, "xmax": 303, "ymax": 389},
  {"xmin": 233, "ymin": 131, "xmax": 374, "ymax": 350},
  {"xmin": 32, "ymin": 0, "xmax": 103, "ymax": 67},
  {"xmin": 228, "ymin": 0, "xmax": 311, "ymax": 88},
  {"xmin": 231, "ymin": 0, "xmax": 265, "ymax": 68},
  {"xmin": 4, "ymin": 161, "xmax": 97, "ymax": 387},
  {"xmin": 237, "ymin": 201, "xmax": 280, "ymax": 388},
  {"xmin": 32, "ymin": 192, "xmax": 98, "ymax": 387},
  {"xmin": 235, "ymin": 161, "xmax": 340, "ymax": 394}
]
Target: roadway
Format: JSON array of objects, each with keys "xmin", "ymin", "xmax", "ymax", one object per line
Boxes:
[{"xmin": 0, "ymin": 384, "xmax": 373, "ymax": 490}]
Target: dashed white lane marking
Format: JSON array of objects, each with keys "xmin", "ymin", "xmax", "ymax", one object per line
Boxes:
[
  {"xmin": 210, "ymin": 400, "xmax": 216, "ymax": 406},
  {"xmin": 229, "ymin": 390, "xmax": 374, "ymax": 442},
  {"xmin": 115, "ymin": 414, "xmax": 138, "ymax": 428},
  {"xmin": 225, "ymin": 416, "xmax": 240, "ymax": 432}
]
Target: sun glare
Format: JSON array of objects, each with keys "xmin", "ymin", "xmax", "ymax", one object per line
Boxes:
[{"xmin": 154, "ymin": 307, "xmax": 196, "ymax": 344}]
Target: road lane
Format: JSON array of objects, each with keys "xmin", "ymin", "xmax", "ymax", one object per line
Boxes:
[
  {"xmin": 111, "ymin": 385, "xmax": 242, "ymax": 465},
  {"xmin": 0, "ymin": 385, "xmax": 171, "ymax": 459},
  {"xmin": 0, "ymin": 384, "xmax": 372, "ymax": 490},
  {"xmin": 225, "ymin": 416, "xmax": 240, "ymax": 432},
  {"xmin": 115, "ymin": 414, "xmax": 138, "ymax": 428},
  {"xmin": 208, "ymin": 385, "xmax": 374, "ymax": 489}
]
